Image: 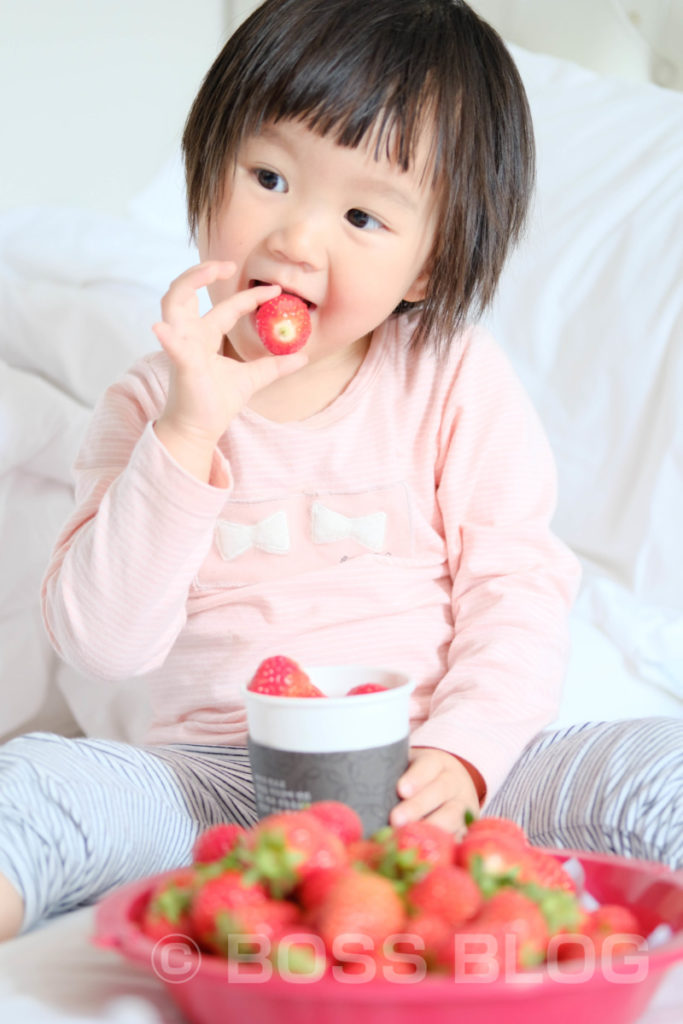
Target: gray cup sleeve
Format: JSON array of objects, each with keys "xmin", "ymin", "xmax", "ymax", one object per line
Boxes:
[{"xmin": 247, "ymin": 736, "xmax": 410, "ymax": 837}]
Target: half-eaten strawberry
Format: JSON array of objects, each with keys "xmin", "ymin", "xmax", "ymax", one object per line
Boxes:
[
  {"xmin": 247, "ymin": 655, "xmax": 324, "ymax": 697},
  {"xmin": 256, "ymin": 293, "xmax": 312, "ymax": 354}
]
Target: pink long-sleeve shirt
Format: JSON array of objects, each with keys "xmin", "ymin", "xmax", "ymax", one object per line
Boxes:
[{"xmin": 41, "ymin": 317, "xmax": 580, "ymax": 802}]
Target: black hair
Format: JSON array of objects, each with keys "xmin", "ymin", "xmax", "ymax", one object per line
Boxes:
[{"xmin": 183, "ymin": 0, "xmax": 535, "ymax": 350}]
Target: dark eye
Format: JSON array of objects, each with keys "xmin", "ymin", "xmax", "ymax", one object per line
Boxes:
[
  {"xmin": 255, "ymin": 168, "xmax": 287, "ymax": 192},
  {"xmin": 346, "ymin": 208, "xmax": 382, "ymax": 231}
]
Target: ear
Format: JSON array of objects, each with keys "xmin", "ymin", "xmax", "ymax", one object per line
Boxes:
[{"xmin": 402, "ymin": 263, "xmax": 431, "ymax": 304}]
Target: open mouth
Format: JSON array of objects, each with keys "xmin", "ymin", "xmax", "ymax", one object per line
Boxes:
[{"xmin": 251, "ymin": 280, "xmax": 316, "ymax": 310}]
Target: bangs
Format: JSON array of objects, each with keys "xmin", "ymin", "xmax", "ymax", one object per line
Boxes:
[{"xmin": 242, "ymin": 28, "xmax": 441, "ymax": 176}]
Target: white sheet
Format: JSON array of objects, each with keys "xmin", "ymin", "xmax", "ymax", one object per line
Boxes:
[
  {"xmin": 0, "ymin": 908, "xmax": 179, "ymax": 1023},
  {"xmin": 486, "ymin": 45, "xmax": 683, "ymax": 712}
]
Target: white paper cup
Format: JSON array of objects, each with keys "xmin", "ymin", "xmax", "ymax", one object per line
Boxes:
[{"xmin": 243, "ymin": 665, "xmax": 415, "ymax": 836}]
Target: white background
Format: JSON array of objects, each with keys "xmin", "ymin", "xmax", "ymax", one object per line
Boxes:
[
  {"xmin": 1, "ymin": 1, "xmax": 682, "ymax": 216},
  {"xmin": 0, "ymin": 0, "xmax": 229, "ymax": 214}
]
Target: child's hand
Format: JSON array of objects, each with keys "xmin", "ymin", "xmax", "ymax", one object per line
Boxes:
[
  {"xmin": 390, "ymin": 746, "xmax": 482, "ymax": 838},
  {"xmin": 153, "ymin": 261, "xmax": 308, "ymax": 449}
]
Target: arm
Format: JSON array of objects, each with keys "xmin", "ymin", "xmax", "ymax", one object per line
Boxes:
[
  {"xmin": 40, "ymin": 367, "xmax": 232, "ymax": 680},
  {"xmin": 42, "ymin": 263, "xmax": 307, "ymax": 681},
  {"xmin": 394, "ymin": 331, "xmax": 581, "ymax": 829}
]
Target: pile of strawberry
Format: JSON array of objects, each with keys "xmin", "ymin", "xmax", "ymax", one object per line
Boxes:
[
  {"xmin": 247, "ymin": 655, "xmax": 388, "ymax": 698},
  {"xmin": 140, "ymin": 802, "xmax": 644, "ymax": 979}
]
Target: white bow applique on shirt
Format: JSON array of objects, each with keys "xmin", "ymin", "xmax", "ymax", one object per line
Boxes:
[
  {"xmin": 216, "ymin": 510, "xmax": 290, "ymax": 561},
  {"xmin": 310, "ymin": 501, "xmax": 387, "ymax": 552}
]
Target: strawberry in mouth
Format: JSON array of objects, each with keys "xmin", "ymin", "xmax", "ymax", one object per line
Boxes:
[
  {"xmin": 254, "ymin": 288, "xmax": 313, "ymax": 354},
  {"xmin": 250, "ymin": 281, "xmax": 315, "ymax": 311}
]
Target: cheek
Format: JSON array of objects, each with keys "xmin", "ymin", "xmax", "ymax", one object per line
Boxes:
[
  {"xmin": 199, "ymin": 230, "xmax": 228, "ymax": 263},
  {"xmin": 206, "ymin": 278, "xmax": 236, "ymax": 307},
  {"xmin": 197, "ymin": 208, "xmax": 242, "ymax": 262},
  {"xmin": 330, "ymin": 259, "xmax": 408, "ymax": 318}
]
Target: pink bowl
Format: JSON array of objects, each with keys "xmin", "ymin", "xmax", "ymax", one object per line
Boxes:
[{"xmin": 93, "ymin": 849, "xmax": 683, "ymax": 1024}]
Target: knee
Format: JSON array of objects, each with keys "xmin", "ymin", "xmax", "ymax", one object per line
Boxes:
[
  {"xmin": 0, "ymin": 731, "xmax": 73, "ymax": 765},
  {"xmin": 616, "ymin": 718, "xmax": 683, "ymax": 865},
  {"xmin": 552, "ymin": 718, "xmax": 683, "ymax": 866},
  {"xmin": 489, "ymin": 718, "xmax": 683, "ymax": 867}
]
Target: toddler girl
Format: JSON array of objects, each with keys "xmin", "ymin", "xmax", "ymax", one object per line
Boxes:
[{"xmin": 1, "ymin": 0, "xmax": 680, "ymax": 940}]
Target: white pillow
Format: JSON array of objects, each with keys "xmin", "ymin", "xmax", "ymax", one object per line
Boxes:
[
  {"xmin": 552, "ymin": 612, "xmax": 682, "ymax": 730},
  {"xmin": 483, "ymin": 45, "xmax": 683, "ymax": 698},
  {"xmin": 127, "ymin": 148, "xmax": 189, "ymax": 243}
]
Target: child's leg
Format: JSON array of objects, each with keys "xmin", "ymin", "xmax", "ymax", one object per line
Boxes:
[
  {"xmin": 0, "ymin": 732, "xmax": 257, "ymax": 937},
  {"xmin": 0, "ymin": 872, "xmax": 24, "ymax": 941},
  {"xmin": 484, "ymin": 717, "xmax": 683, "ymax": 867}
]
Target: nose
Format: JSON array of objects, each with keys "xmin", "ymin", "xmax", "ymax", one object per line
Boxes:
[{"xmin": 265, "ymin": 209, "xmax": 324, "ymax": 272}]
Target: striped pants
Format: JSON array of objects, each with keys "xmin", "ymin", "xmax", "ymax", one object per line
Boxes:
[{"xmin": 0, "ymin": 717, "xmax": 681, "ymax": 934}]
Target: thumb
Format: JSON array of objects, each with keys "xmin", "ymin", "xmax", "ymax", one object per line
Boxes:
[
  {"xmin": 244, "ymin": 351, "xmax": 309, "ymax": 396},
  {"xmin": 397, "ymin": 749, "xmax": 439, "ymax": 799}
]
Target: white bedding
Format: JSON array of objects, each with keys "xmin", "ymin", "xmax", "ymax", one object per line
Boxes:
[{"xmin": 0, "ymin": 37, "xmax": 682, "ymax": 1024}]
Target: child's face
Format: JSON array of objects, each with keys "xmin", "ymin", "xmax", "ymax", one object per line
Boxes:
[{"xmin": 197, "ymin": 118, "xmax": 439, "ymax": 364}]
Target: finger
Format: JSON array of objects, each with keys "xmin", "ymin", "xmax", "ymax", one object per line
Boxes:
[
  {"xmin": 161, "ymin": 261, "xmax": 237, "ymax": 323},
  {"xmin": 241, "ymin": 351, "xmax": 309, "ymax": 397},
  {"xmin": 169, "ymin": 260, "xmax": 237, "ymax": 296},
  {"xmin": 152, "ymin": 320, "xmax": 181, "ymax": 360},
  {"xmin": 204, "ymin": 281, "xmax": 282, "ymax": 334},
  {"xmin": 423, "ymin": 799, "xmax": 473, "ymax": 838},
  {"xmin": 151, "ymin": 318, "xmax": 204, "ymax": 365},
  {"xmin": 397, "ymin": 752, "xmax": 441, "ymax": 801},
  {"xmin": 390, "ymin": 773, "xmax": 451, "ymax": 827}
]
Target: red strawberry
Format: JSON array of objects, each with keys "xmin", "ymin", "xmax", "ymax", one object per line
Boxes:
[
  {"xmin": 269, "ymin": 924, "xmax": 331, "ymax": 978},
  {"xmin": 296, "ymin": 865, "xmax": 352, "ymax": 914},
  {"xmin": 307, "ymin": 801, "xmax": 363, "ymax": 844},
  {"xmin": 249, "ymin": 810, "xmax": 347, "ymax": 897},
  {"xmin": 256, "ymin": 293, "xmax": 311, "ymax": 354},
  {"xmin": 518, "ymin": 877, "xmax": 587, "ymax": 940},
  {"xmin": 247, "ymin": 655, "xmax": 324, "ymax": 697},
  {"xmin": 141, "ymin": 867, "xmax": 198, "ymax": 942},
  {"xmin": 476, "ymin": 889, "xmax": 549, "ymax": 968},
  {"xmin": 555, "ymin": 904, "xmax": 642, "ymax": 964},
  {"xmin": 395, "ymin": 821, "xmax": 455, "ymax": 867},
  {"xmin": 192, "ymin": 823, "xmax": 246, "ymax": 864},
  {"xmin": 517, "ymin": 846, "xmax": 576, "ymax": 892},
  {"xmin": 347, "ymin": 838, "xmax": 384, "ymax": 870},
  {"xmin": 376, "ymin": 821, "xmax": 455, "ymax": 885},
  {"xmin": 455, "ymin": 832, "xmax": 524, "ymax": 894},
  {"xmin": 346, "ymin": 684, "xmax": 389, "ymax": 695},
  {"xmin": 407, "ymin": 864, "xmax": 482, "ymax": 927},
  {"xmin": 315, "ymin": 869, "xmax": 406, "ymax": 957},
  {"xmin": 443, "ymin": 889, "xmax": 549, "ymax": 975},
  {"xmin": 589, "ymin": 904, "xmax": 642, "ymax": 947},
  {"xmin": 190, "ymin": 870, "xmax": 269, "ymax": 952},
  {"xmin": 394, "ymin": 911, "xmax": 454, "ymax": 969},
  {"xmin": 336, "ymin": 945, "xmax": 422, "ymax": 979},
  {"xmin": 212, "ymin": 898, "xmax": 301, "ymax": 958},
  {"xmin": 463, "ymin": 816, "xmax": 528, "ymax": 848}
]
